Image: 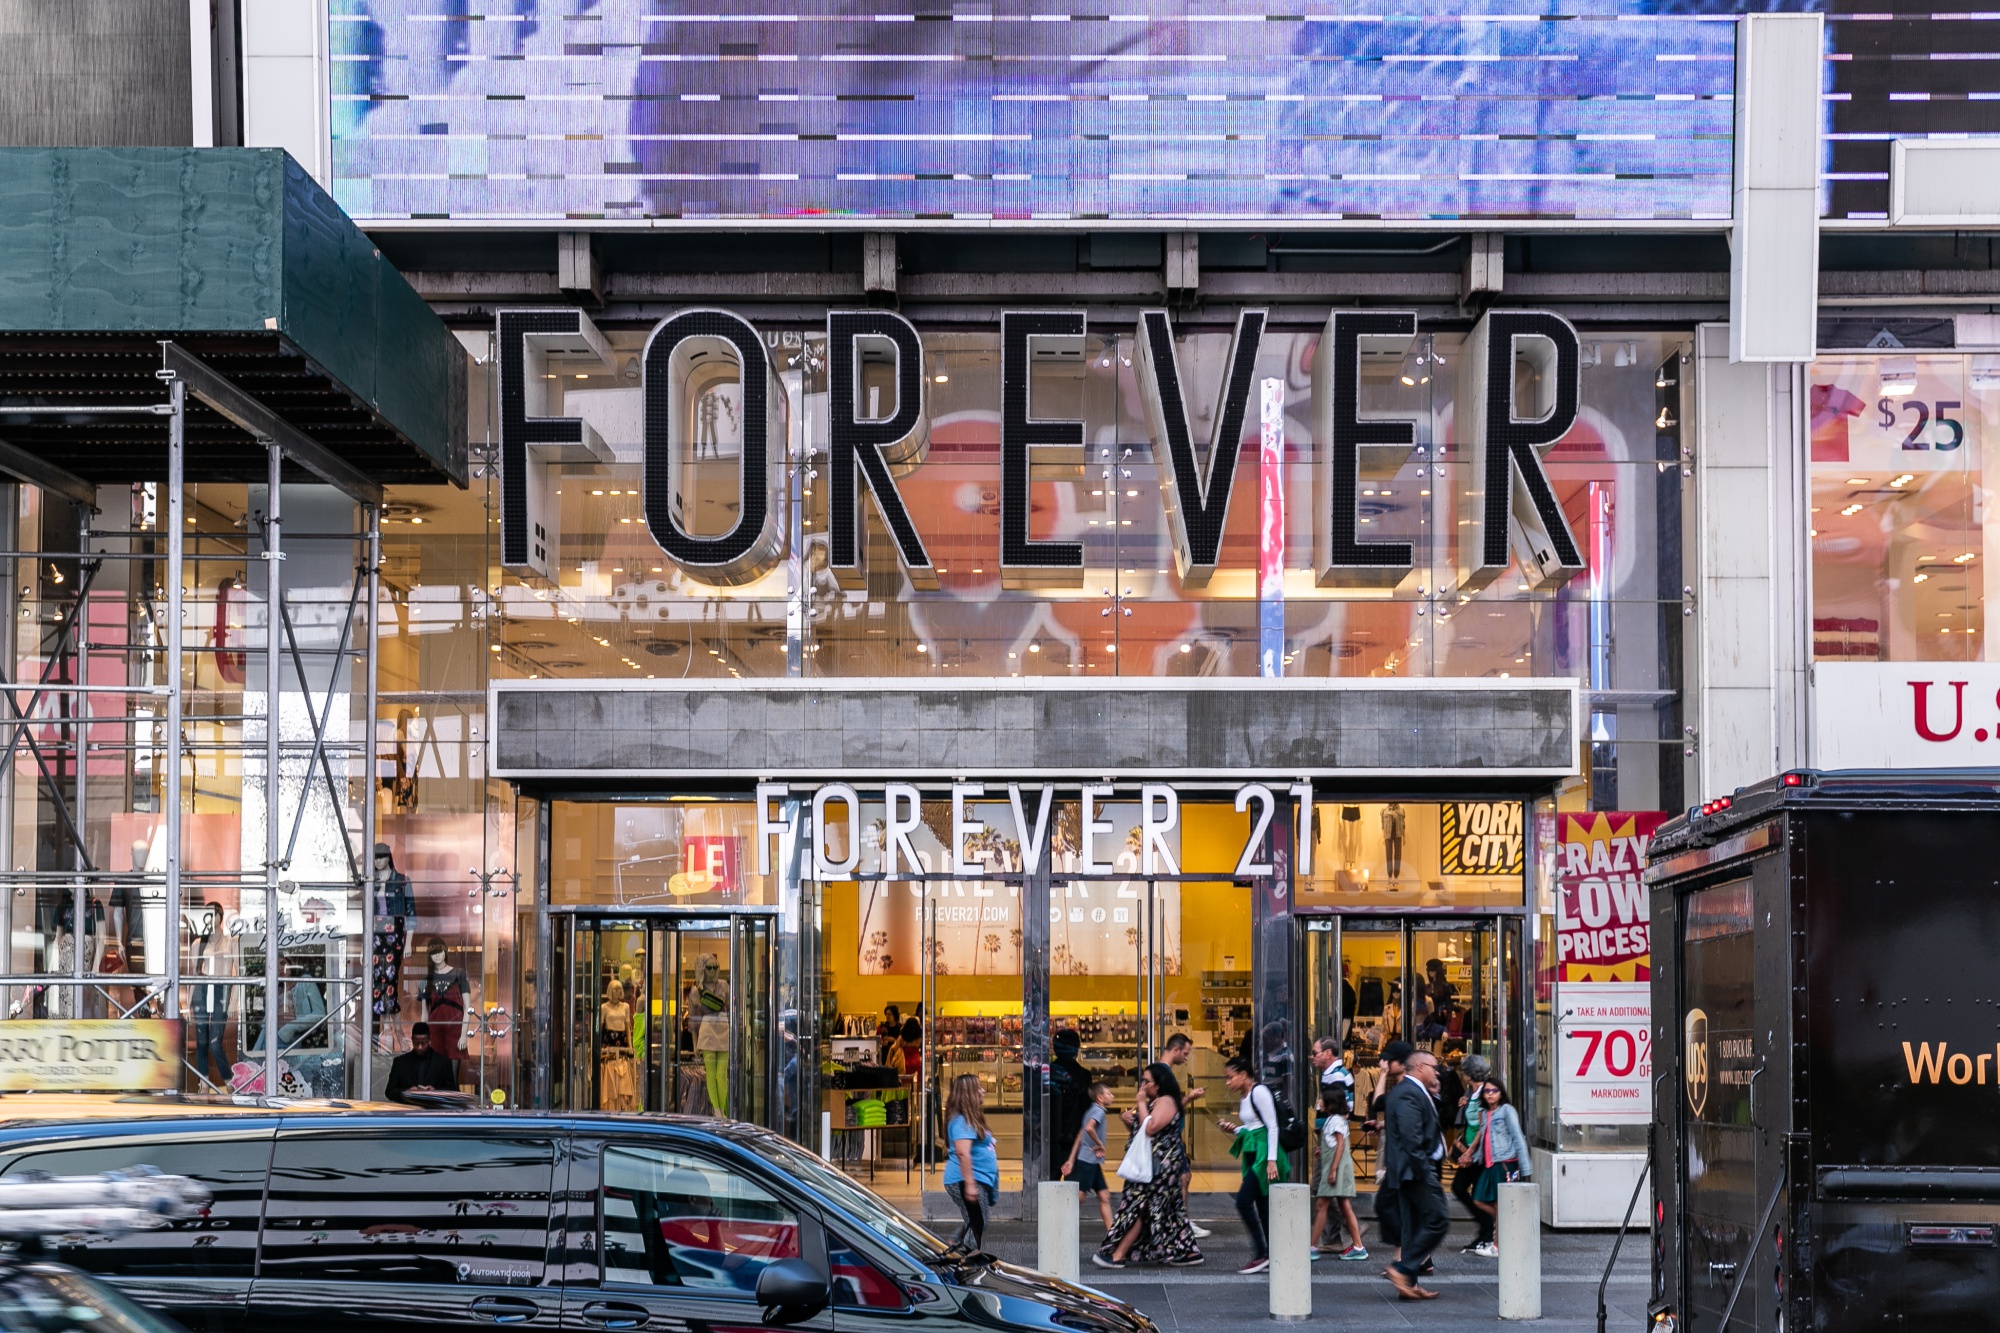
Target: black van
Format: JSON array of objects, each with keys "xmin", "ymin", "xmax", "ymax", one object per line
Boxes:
[
  {"xmin": 0, "ymin": 1111, "xmax": 1153, "ymax": 1333},
  {"xmin": 1646, "ymin": 770, "xmax": 2000, "ymax": 1333}
]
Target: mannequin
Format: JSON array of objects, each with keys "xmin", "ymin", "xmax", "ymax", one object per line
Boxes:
[
  {"xmin": 188, "ymin": 954, "xmax": 230, "ymax": 1087},
  {"xmin": 599, "ymin": 979, "xmax": 639, "ymax": 1112},
  {"xmin": 619, "ymin": 963, "xmax": 646, "ymax": 1062},
  {"xmin": 1339, "ymin": 805, "xmax": 1363, "ymax": 871},
  {"xmin": 688, "ymin": 954, "xmax": 730, "ymax": 1116},
  {"xmin": 49, "ymin": 889, "xmax": 106, "ymax": 1018},
  {"xmin": 371, "ymin": 843, "xmax": 411, "ymax": 1038},
  {"xmin": 1381, "ymin": 803, "xmax": 1406, "ymax": 880},
  {"xmin": 109, "ymin": 839, "xmax": 145, "ymax": 979},
  {"xmin": 419, "ymin": 937, "xmax": 473, "ymax": 1080}
]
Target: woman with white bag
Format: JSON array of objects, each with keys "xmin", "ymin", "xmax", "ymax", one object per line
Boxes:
[{"xmin": 1093, "ymin": 1063, "xmax": 1204, "ymax": 1268}]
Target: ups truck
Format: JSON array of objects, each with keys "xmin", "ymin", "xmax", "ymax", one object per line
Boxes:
[{"xmin": 1646, "ymin": 770, "xmax": 2000, "ymax": 1333}]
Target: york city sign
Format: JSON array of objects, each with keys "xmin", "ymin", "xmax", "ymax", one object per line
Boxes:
[{"xmin": 497, "ymin": 305, "xmax": 1585, "ymax": 594}]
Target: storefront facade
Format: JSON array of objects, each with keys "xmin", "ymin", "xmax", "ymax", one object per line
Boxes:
[
  {"xmin": 4, "ymin": 0, "xmax": 1997, "ymax": 1230},
  {"xmin": 470, "ymin": 297, "xmax": 1684, "ymax": 1216}
]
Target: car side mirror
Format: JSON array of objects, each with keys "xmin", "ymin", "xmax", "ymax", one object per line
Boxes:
[{"xmin": 756, "ymin": 1258, "xmax": 830, "ymax": 1313}]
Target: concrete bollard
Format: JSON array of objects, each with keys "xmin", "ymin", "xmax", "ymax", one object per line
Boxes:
[
  {"xmin": 1038, "ymin": 1180, "xmax": 1080, "ymax": 1284},
  {"xmin": 1497, "ymin": 1181, "xmax": 1542, "ymax": 1320},
  {"xmin": 821, "ymin": 1110, "xmax": 832, "ymax": 1162},
  {"xmin": 1268, "ymin": 1182, "xmax": 1312, "ymax": 1322}
]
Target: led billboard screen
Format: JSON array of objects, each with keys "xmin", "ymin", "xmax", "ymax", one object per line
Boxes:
[
  {"xmin": 330, "ymin": 0, "xmax": 1747, "ymax": 224},
  {"xmin": 333, "ymin": 1, "xmax": 1990, "ymax": 225}
]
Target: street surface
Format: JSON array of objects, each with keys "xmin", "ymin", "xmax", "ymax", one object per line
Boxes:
[{"xmin": 951, "ymin": 1217, "xmax": 1649, "ymax": 1332}]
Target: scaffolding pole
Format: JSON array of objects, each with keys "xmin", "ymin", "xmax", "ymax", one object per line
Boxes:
[
  {"xmin": 263, "ymin": 442, "xmax": 282, "ymax": 1095},
  {"xmin": 164, "ymin": 376, "xmax": 185, "ymax": 1029},
  {"xmin": 361, "ymin": 505, "xmax": 379, "ymax": 1099}
]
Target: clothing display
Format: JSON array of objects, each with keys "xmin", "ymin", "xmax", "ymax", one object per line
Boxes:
[
  {"xmin": 189, "ymin": 976, "xmax": 230, "ymax": 1086},
  {"xmin": 690, "ymin": 960, "xmax": 730, "ymax": 1115},
  {"xmin": 421, "ymin": 952, "xmax": 469, "ymax": 1069},
  {"xmin": 372, "ymin": 918, "xmax": 406, "ymax": 1017},
  {"xmin": 1339, "ymin": 805, "xmax": 1362, "ymax": 870},
  {"xmin": 600, "ymin": 993, "xmax": 640, "ymax": 1112},
  {"xmin": 1381, "ymin": 803, "xmax": 1406, "ymax": 879},
  {"xmin": 371, "ymin": 853, "xmax": 411, "ymax": 1019}
]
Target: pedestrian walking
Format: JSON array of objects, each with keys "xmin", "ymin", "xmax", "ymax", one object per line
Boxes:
[
  {"xmin": 1216, "ymin": 1055, "xmax": 1286, "ymax": 1275},
  {"xmin": 1367, "ymin": 1039, "xmax": 1413, "ymax": 1260},
  {"xmin": 1381, "ymin": 1049, "xmax": 1450, "ymax": 1300},
  {"xmin": 1064, "ymin": 1081, "xmax": 1118, "ymax": 1236},
  {"xmin": 1464, "ymin": 1078, "xmax": 1529, "ymax": 1258},
  {"xmin": 1310, "ymin": 1084, "xmax": 1367, "ymax": 1261},
  {"xmin": 1161, "ymin": 1033, "xmax": 1212, "ymax": 1238},
  {"xmin": 941, "ymin": 1073, "xmax": 998, "ymax": 1251},
  {"xmin": 1095, "ymin": 1063, "xmax": 1203, "ymax": 1269},
  {"xmin": 1451, "ymin": 1054, "xmax": 1496, "ymax": 1252}
]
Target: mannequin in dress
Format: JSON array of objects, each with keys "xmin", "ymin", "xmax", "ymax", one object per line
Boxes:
[
  {"xmin": 419, "ymin": 937, "xmax": 474, "ymax": 1080},
  {"xmin": 688, "ymin": 954, "xmax": 730, "ymax": 1116},
  {"xmin": 619, "ymin": 963, "xmax": 646, "ymax": 1063},
  {"xmin": 599, "ymin": 979, "xmax": 640, "ymax": 1112}
]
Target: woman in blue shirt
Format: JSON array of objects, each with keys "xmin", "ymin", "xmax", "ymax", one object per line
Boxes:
[
  {"xmin": 1466, "ymin": 1079, "xmax": 1531, "ymax": 1258},
  {"xmin": 942, "ymin": 1073, "xmax": 999, "ymax": 1250}
]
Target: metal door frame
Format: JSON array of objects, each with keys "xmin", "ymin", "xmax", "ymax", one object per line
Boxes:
[
  {"xmin": 550, "ymin": 908, "xmax": 780, "ymax": 1125},
  {"xmin": 1303, "ymin": 911, "xmax": 1516, "ymax": 1070}
]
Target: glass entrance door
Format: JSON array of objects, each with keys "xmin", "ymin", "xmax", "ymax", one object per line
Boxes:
[
  {"xmin": 1304, "ymin": 915, "xmax": 1509, "ymax": 1122},
  {"xmin": 920, "ymin": 883, "xmax": 1025, "ymax": 1194},
  {"xmin": 554, "ymin": 914, "xmax": 775, "ymax": 1125}
]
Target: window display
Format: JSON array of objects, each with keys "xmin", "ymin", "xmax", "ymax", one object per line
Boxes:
[{"xmin": 1809, "ymin": 352, "xmax": 2000, "ymax": 661}]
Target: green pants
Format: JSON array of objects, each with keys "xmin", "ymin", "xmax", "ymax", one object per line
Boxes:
[{"xmin": 704, "ymin": 1049, "xmax": 729, "ymax": 1116}]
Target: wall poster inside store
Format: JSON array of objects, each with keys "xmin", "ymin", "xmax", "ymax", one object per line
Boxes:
[
  {"xmin": 1440, "ymin": 802, "xmax": 1525, "ymax": 877},
  {"xmin": 856, "ymin": 800, "xmax": 1181, "ymax": 977},
  {"xmin": 1554, "ymin": 810, "xmax": 1664, "ymax": 1124}
]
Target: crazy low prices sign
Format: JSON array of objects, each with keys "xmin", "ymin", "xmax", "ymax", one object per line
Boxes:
[{"xmin": 1555, "ymin": 811, "xmax": 1665, "ymax": 1125}]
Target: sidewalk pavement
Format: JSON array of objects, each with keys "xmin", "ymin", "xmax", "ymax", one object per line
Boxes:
[{"xmin": 938, "ymin": 1216, "xmax": 1652, "ymax": 1333}]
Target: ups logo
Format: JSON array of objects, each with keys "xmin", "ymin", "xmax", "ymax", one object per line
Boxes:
[{"xmin": 1685, "ymin": 1008, "xmax": 1710, "ymax": 1117}]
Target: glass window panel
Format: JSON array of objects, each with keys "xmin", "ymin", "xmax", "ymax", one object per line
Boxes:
[
  {"xmin": 262, "ymin": 1135, "xmax": 553, "ymax": 1285},
  {"xmin": 602, "ymin": 1145, "xmax": 801, "ymax": 1293},
  {"xmin": 4, "ymin": 1136, "xmax": 270, "ymax": 1278},
  {"xmin": 1809, "ymin": 352, "xmax": 1994, "ymax": 661}
]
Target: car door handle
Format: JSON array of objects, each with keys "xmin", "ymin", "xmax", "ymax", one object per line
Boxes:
[
  {"xmin": 470, "ymin": 1296, "xmax": 542, "ymax": 1324},
  {"xmin": 581, "ymin": 1302, "xmax": 651, "ymax": 1329}
]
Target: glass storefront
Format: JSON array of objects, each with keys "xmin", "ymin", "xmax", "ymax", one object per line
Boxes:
[
  {"xmin": 1809, "ymin": 351, "xmax": 2000, "ymax": 661},
  {"xmin": 1, "ymin": 314, "xmax": 1681, "ymax": 1180},
  {"xmin": 530, "ymin": 790, "xmax": 1532, "ymax": 1211}
]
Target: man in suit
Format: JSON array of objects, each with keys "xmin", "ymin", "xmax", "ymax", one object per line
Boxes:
[
  {"xmin": 1368, "ymin": 1040, "xmax": 1413, "ymax": 1255},
  {"xmin": 1381, "ymin": 1049, "xmax": 1449, "ymax": 1300}
]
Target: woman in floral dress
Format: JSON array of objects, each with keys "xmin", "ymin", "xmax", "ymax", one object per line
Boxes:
[{"xmin": 1094, "ymin": 1063, "xmax": 1204, "ymax": 1267}]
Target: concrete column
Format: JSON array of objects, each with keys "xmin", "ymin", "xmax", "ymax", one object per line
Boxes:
[
  {"xmin": 1268, "ymin": 1182, "xmax": 1311, "ymax": 1321},
  {"xmin": 1497, "ymin": 1181, "xmax": 1542, "ymax": 1320},
  {"xmin": 1037, "ymin": 1181, "xmax": 1079, "ymax": 1284}
]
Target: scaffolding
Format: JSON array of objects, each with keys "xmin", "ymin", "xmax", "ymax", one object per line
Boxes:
[{"xmin": 0, "ymin": 346, "xmax": 386, "ymax": 1100}]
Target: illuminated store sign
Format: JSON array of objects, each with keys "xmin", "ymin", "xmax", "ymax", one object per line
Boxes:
[
  {"xmin": 499, "ymin": 306, "xmax": 1587, "ymax": 594},
  {"xmin": 750, "ymin": 780, "xmax": 1317, "ymax": 883}
]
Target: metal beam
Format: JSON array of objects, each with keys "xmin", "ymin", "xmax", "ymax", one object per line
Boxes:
[
  {"xmin": 0, "ymin": 437, "xmax": 96, "ymax": 508},
  {"xmin": 158, "ymin": 343, "xmax": 384, "ymax": 508}
]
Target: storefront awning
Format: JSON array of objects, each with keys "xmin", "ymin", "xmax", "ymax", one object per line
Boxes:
[{"xmin": 0, "ymin": 148, "xmax": 466, "ymax": 499}]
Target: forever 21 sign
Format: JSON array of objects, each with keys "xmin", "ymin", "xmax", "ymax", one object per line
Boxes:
[{"xmin": 496, "ymin": 306, "xmax": 1586, "ymax": 594}]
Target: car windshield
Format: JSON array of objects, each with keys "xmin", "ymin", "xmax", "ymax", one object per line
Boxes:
[
  {"xmin": 0, "ymin": 1265, "xmax": 183, "ymax": 1333},
  {"xmin": 737, "ymin": 1134, "xmax": 948, "ymax": 1263}
]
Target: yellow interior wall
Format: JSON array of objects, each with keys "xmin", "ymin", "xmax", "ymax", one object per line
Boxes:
[{"xmin": 818, "ymin": 802, "xmax": 1257, "ymax": 1033}]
